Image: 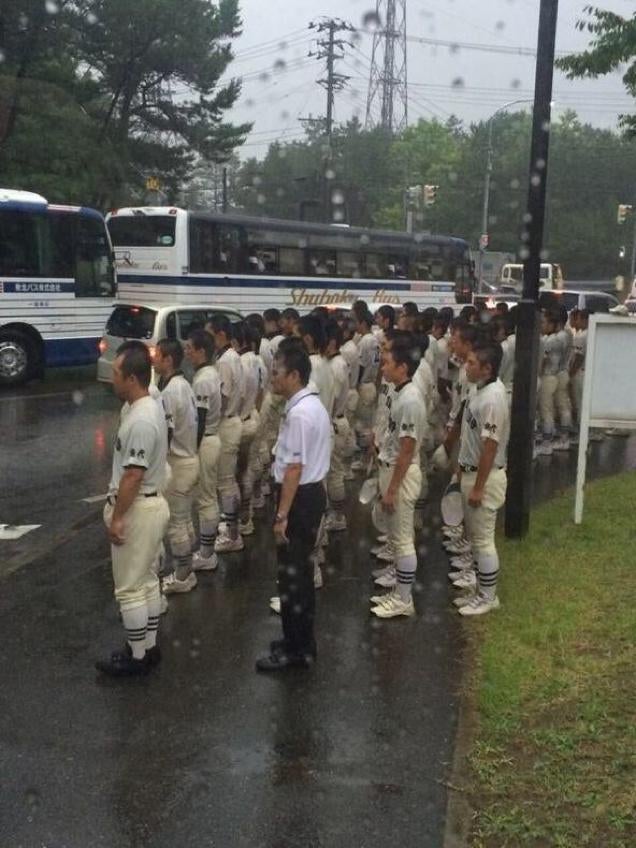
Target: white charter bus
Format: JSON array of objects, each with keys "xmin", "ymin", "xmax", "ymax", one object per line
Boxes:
[
  {"xmin": 106, "ymin": 207, "xmax": 474, "ymax": 312},
  {"xmin": 0, "ymin": 189, "xmax": 116, "ymax": 385}
]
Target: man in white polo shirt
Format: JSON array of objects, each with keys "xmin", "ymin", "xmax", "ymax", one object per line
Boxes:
[{"xmin": 256, "ymin": 338, "xmax": 331, "ymax": 673}]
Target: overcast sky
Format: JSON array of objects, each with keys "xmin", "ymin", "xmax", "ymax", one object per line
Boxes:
[{"xmin": 224, "ymin": 0, "xmax": 633, "ymax": 158}]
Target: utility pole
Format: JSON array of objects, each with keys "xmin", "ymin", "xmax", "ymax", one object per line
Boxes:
[
  {"xmin": 222, "ymin": 167, "xmax": 228, "ymax": 214},
  {"xmin": 309, "ymin": 17, "xmax": 354, "ymax": 221},
  {"xmin": 505, "ymin": 0, "xmax": 559, "ymax": 539}
]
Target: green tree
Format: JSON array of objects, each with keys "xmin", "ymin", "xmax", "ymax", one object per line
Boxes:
[{"xmin": 557, "ymin": 8, "xmax": 636, "ymax": 136}]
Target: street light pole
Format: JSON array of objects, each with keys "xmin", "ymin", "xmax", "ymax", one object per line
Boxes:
[
  {"xmin": 478, "ymin": 98, "xmax": 535, "ymax": 292},
  {"xmin": 505, "ymin": 0, "xmax": 559, "ymax": 538}
]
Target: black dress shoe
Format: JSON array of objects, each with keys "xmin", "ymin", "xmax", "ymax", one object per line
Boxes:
[
  {"xmin": 255, "ymin": 647, "xmax": 315, "ymax": 673},
  {"xmin": 269, "ymin": 639, "xmax": 286, "ymax": 653},
  {"xmin": 96, "ymin": 651, "xmax": 150, "ymax": 677}
]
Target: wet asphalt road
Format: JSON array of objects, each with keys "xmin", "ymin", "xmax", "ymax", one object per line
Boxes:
[{"xmin": 1, "ymin": 369, "xmax": 635, "ymax": 848}]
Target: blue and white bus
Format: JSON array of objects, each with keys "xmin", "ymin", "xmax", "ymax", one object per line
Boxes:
[
  {"xmin": 0, "ymin": 189, "xmax": 116, "ymax": 386},
  {"xmin": 106, "ymin": 207, "xmax": 474, "ymax": 312}
]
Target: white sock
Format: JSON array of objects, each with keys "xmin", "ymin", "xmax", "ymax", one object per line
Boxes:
[
  {"xmin": 476, "ymin": 551, "xmax": 499, "ymax": 601},
  {"xmin": 396, "ymin": 553, "xmax": 417, "ymax": 603},
  {"xmin": 121, "ymin": 605, "xmax": 148, "ymax": 660}
]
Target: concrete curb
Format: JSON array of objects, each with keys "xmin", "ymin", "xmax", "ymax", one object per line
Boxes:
[{"xmin": 442, "ymin": 638, "xmax": 478, "ymax": 848}]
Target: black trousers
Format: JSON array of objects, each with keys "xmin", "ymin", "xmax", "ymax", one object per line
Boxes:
[{"xmin": 276, "ymin": 482, "xmax": 326, "ymax": 659}]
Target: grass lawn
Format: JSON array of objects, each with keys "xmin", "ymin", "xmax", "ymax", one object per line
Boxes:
[{"xmin": 464, "ymin": 472, "xmax": 636, "ymax": 848}]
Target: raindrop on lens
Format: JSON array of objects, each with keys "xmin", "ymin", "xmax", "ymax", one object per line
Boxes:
[
  {"xmin": 325, "ymin": 169, "xmax": 336, "ymax": 181},
  {"xmin": 531, "ymin": 174, "xmax": 541, "ymax": 187},
  {"xmin": 362, "ymin": 11, "xmax": 382, "ymax": 31},
  {"xmin": 273, "ymin": 59, "xmax": 286, "ymax": 73},
  {"xmin": 451, "ymin": 77, "xmax": 465, "ymax": 89},
  {"xmin": 45, "ymin": 0, "xmax": 59, "ymax": 13},
  {"xmin": 331, "ymin": 190, "xmax": 345, "ymax": 205},
  {"xmin": 257, "ymin": 193, "xmax": 266, "ymax": 205},
  {"xmin": 72, "ymin": 390, "xmax": 84, "ymax": 406}
]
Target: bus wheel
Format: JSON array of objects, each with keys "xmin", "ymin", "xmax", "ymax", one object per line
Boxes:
[{"xmin": 0, "ymin": 330, "xmax": 33, "ymax": 387}]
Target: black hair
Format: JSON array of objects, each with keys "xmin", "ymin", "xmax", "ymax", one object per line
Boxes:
[
  {"xmin": 422, "ymin": 306, "xmax": 438, "ymax": 319},
  {"xmin": 246, "ymin": 313, "xmax": 265, "ymax": 336},
  {"xmin": 402, "ymin": 301, "xmax": 419, "ymax": 317},
  {"xmin": 459, "ymin": 305, "xmax": 477, "ymax": 322},
  {"xmin": 438, "ymin": 306, "xmax": 454, "ymax": 323},
  {"xmin": 188, "ymin": 328, "xmax": 214, "ymax": 361},
  {"xmin": 454, "ymin": 321, "xmax": 479, "ymax": 347},
  {"xmin": 231, "ymin": 321, "xmax": 248, "ymax": 351},
  {"xmin": 116, "ymin": 340, "xmax": 152, "ymax": 388},
  {"xmin": 472, "ymin": 341, "xmax": 503, "ymax": 379},
  {"xmin": 281, "ymin": 307, "xmax": 300, "ymax": 322},
  {"xmin": 356, "ymin": 310, "xmax": 373, "ymax": 329},
  {"xmin": 276, "ymin": 337, "xmax": 311, "ymax": 385},
  {"xmin": 495, "ymin": 301, "xmax": 510, "ymax": 315},
  {"xmin": 388, "ymin": 331, "xmax": 421, "ymax": 378},
  {"xmin": 324, "ymin": 318, "xmax": 343, "ymax": 348},
  {"xmin": 299, "ymin": 314, "xmax": 327, "ymax": 353},
  {"xmin": 377, "ymin": 304, "xmax": 396, "ymax": 326},
  {"xmin": 352, "ymin": 299, "xmax": 368, "ymax": 320},
  {"xmin": 207, "ymin": 313, "xmax": 232, "ymax": 339},
  {"xmin": 263, "ymin": 308, "xmax": 281, "ymax": 324},
  {"xmin": 156, "ymin": 338, "xmax": 184, "ymax": 370}
]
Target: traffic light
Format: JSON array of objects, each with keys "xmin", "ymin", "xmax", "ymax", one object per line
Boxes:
[
  {"xmin": 424, "ymin": 184, "xmax": 439, "ymax": 207},
  {"xmin": 617, "ymin": 204, "xmax": 633, "ymax": 224},
  {"xmin": 406, "ymin": 186, "xmax": 422, "ymax": 206}
]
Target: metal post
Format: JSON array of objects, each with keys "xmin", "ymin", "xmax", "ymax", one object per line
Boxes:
[
  {"xmin": 504, "ymin": 0, "xmax": 559, "ymax": 539},
  {"xmin": 478, "ymin": 120, "xmax": 494, "ymax": 293},
  {"xmin": 630, "ymin": 211, "xmax": 636, "ymax": 285},
  {"xmin": 222, "ymin": 167, "xmax": 228, "ymax": 213}
]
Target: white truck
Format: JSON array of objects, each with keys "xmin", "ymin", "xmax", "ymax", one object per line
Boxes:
[{"xmin": 499, "ymin": 262, "xmax": 564, "ymax": 293}]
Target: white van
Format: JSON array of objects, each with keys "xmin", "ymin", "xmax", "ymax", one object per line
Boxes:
[{"xmin": 97, "ymin": 302, "xmax": 242, "ymax": 383}]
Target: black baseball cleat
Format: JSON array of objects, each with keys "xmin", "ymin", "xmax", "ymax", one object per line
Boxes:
[
  {"xmin": 255, "ymin": 646, "xmax": 315, "ymax": 673},
  {"xmin": 110, "ymin": 643, "xmax": 163, "ymax": 668},
  {"xmin": 96, "ymin": 651, "xmax": 150, "ymax": 678}
]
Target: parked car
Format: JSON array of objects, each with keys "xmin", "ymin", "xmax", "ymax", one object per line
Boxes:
[
  {"xmin": 538, "ymin": 290, "xmax": 620, "ymax": 313},
  {"xmin": 97, "ymin": 302, "xmax": 242, "ymax": 383}
]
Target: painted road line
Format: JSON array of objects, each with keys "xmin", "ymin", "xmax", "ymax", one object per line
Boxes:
[
  {"xmin": 81, "ymin": 494, "xmax": 108, "ymax": 504},
  {"xmin": 0, "ymin": 524, "xmax": 41, "ymax": 541}
]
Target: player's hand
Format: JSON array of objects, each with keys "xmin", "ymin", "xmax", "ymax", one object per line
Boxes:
[
  {"xmin": 468, "ymin": 487, "xmax": 483, "ymax": 508},
  {"xmin": 273, "ymin": 516, "xmax": 289, "ymax": 545},
  {"xmin": 381, "ymin": 489, "xmax": 397, "ymax": 513},
  {"xmin": 108, "ymin": 516, "xmax": 126, "ymax": 546}
]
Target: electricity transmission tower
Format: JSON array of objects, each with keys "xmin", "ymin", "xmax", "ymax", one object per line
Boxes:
[{"xmin": 365, "ymin": 0, "xmax": 408, "ymax": 134}]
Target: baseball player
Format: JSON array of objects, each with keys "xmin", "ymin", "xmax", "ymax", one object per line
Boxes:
[
  {"xmin": 452, "ymin": 341, "xmax": 510, "ymax": 616},
  {"xmin": 185, "ymin": 329, "xmax": 222, "ymax": 572},
  {"xmin": 97, "ymin": 341, "xmax": 170, "ymax": 677},
  {"xmin": 253, "ymin": 309, "xmax": 285, "ymax": 506},
  {"xmin": 234, "ymin": 321, "xmax": 266, "ymax": 536},
  {"xmin": 206, "ymin": 314, "xmax": 246, "ymax": 553},
  {"xmin": 353, "ymin": 310, "xmax": 381, "ymax": 467},
  {"xmin": 537, "ymin": 309, "xmax": 561, "ymax": 456},
  {"xmin": 554, "ymin": 305, "xmax": 573, "ymax": 451},
  {"xmin": 154, "ymin": 339, "xmax": 200, "ymax": 594},
  {"xmin": 339, "ymin": 317, "xmax": 361, "ymax": 478},
  {"xmin": 370, "ymin": 331, "xmax": 427, "ymax": 619},
  {"xmin": 325, "ymin": 319, "xmax": 352, "ymax": 533}
]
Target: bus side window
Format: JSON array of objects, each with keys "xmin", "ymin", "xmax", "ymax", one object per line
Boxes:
[
  {"xmin": 279, "ymin": 248, "xmax": 304, "ymax": 276},
  {"xmin": 309, "ymin": 250, "xmax": 336, "ymax": 276},
  {"xmin": 337, "ymin": 251, "xmax": 361, "ymax": 278},
  {"xmin": 216, "ymin": 225, "xmax": 244, "ymax": 274},
  {"xmin": 386, "ymin": 255, "xmax": 408, "ymax": 279},
  {"xmin": 365, "ymin": 253, "xmax": 385, "ymax": 278},
  {"xmin": 166, "ymin": 312, "xmax": 177, "ymax": 340},
  {"xmin": 189, "ymin": 218, "xmax": 215, "ymax": 273}
]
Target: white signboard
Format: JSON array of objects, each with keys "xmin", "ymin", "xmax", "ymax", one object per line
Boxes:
[{"xmin": 575, "ymin": 314, "xmax": 636, "ymax": 523}]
